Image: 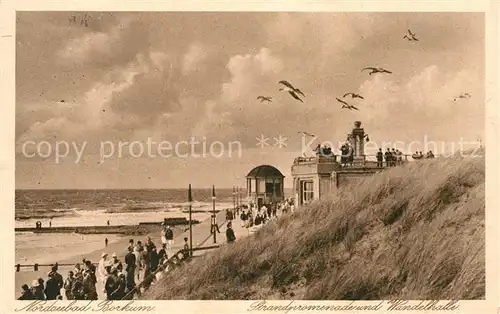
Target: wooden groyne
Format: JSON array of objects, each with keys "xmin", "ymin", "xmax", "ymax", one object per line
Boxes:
[{"xmin": 15, "ymin": 218, "xmax": 201, "ymax": 235}]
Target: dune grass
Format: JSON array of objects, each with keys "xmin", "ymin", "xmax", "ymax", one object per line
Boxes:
[{"xmin": 142, "ymin": 153, "xmax": 485, "ymax": 300}]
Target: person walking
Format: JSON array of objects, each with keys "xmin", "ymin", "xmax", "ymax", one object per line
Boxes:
[
  {"xmin": 116, "ymin": 273, "xmax": 127, "ymax": 300},
  {"xmin": 124, "ymin": 246, "xmax": 136, "ymax": 293},
  {"xmin": 63, "ymin": 271, "xmax": 75, "ymax": 300},
  {"xmin": 225, "ymin": 222, "xmax": 236, "ymax": 244},
  {"xmin": 70, "ymin": 272, "xmax": 85, "ymax": 300},
  {"xmin": 160, "ymin": 222, "xmax": 167, "ymax": 247},
  {"xmin": 51, "ymin": 264, "xmax": 64, "ymax": 292},
  {"xmin": 164, "ymin": 226, "xmax": 174, "ymax": 251},
  {"xmin": 157, "ymin": 243, "xmax": 168, "ymax": 265},
  {"xmin": 82, "ymin": 269, "xmax": 98, "ymax": 300},
  {"xmin": 148, "ymin": 245, "xmax": 159, "ymax": 273},
  {"xmin": 111, "ymin": 253, "xmax": 123, "ymax": 272},
  {"xmin": 145, "ymin": 236, "xmax": 156, "ymax": 252},
  {"xmin": 182, "ymin": 237, "xmax": 190, "ymax": 259},
  {"xmin": 240, "ymin": 210, "xmax": 247, "ymax": 228},
  {"xmin": 105, "ymin": 238, "xmax": 108, "ymax": 247},
  {"xmin": 97, "ymin": 253, "xmax": 109, "ymax": 292},
  {"xmin": 31, "ymin": 279, "xmax": 45, "ymax": 300},
  {"xmin": 44, "ymin": 272, "xmax": 60, "ymax": 300},
  {"xmin": 133, "ymin": 245, "xmax": 142, "ymax": 282},
  {"xmin": 18, "ymin": 284, "xmax": 34, "ymax": 300},
  {"xmin": 73, "ymin": 263, "xmax": 83, "ymax": 276},
  {"xmin": 105, "ymin": 267, "xmax": 120, "ymax": 300}
]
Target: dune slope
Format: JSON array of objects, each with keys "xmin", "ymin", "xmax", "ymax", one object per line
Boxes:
[{"xmin": 143, "ymin": 154, "xmax": 485, "ymax": 300}]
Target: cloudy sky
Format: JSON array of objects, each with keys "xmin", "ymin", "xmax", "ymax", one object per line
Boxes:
[{"xmin": 15, "ymin": 12, "xmax": 485, "ymax": 189}]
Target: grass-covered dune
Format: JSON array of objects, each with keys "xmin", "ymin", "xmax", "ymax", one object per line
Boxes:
[{"xmin": 143, "ymin": 154, "xmax": 485, "ymax": 300}]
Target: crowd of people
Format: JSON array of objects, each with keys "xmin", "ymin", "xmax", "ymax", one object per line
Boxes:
[
  {"xmin": 411, "ymin": 150, "xmax": 435, "ymax": 160},
  {"xmin": 308, "ymin": 141, "xmax": 436, "ymax": 168},
  {"xmin": 17, "ymin": 231, "xmax": 182, "ymax": 301},
  {"xmin": 376, "ymin": 148, "xmax": 405, "ymax": 167},
  {"xmin": 375, "ymin": 148, "xmax": 435, "ymax": 167},
  {"xmin": 226, "ymin": 198, "xmax": 295, "ymax": 232}
]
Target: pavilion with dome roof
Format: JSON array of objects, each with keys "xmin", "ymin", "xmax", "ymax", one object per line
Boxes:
[{"xmin": 245, "ymin": 164, "xmax": 285, "ymax": 208}]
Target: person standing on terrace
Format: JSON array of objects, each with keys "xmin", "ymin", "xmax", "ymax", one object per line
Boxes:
[{"xmin": 376, "ymin": 148, "xmax": 384, "ymax": 167}]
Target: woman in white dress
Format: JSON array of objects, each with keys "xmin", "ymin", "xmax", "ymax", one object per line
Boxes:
[
  {"xmin": 160, "ymin": 222, "xmax": 167, "ymax": 246},
  {"xmin": 97, "ymin": 253, "xmax": 109, "ymax": 292}
]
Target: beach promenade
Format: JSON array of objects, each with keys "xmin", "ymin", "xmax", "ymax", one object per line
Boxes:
[{"xmin": 14, "ymin": 209, "xmax": 232, "ymax": 299}]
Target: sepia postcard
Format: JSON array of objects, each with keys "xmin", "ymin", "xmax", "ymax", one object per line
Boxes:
[{"xmin": 0, "ymin": 0, "xmax": 498, "ymax": 313}]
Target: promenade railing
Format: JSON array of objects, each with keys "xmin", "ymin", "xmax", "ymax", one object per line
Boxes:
[{"xmin": 293, "ymin": 153, "xmax": 443, "ymax": 168}]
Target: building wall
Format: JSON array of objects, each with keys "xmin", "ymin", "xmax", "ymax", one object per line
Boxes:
[
  {"xmin": 319, "ymin": 175, "xmax": 332, "ymax": 198},
  {"xmin": 292, "ymin": 162, "xmax": 384, "ymax": 205},
  {"xmin": 335, "ymin": 170, "xmax": 382, "ymax": 188},
  {"xmin": 291, "ymin": 163, "xmax": 318, "ymax": 175}
]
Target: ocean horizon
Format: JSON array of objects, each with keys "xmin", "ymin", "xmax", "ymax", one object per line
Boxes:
[{"xmin": 15, "ymin": 188, "xmax": 294, "ymax": 213}]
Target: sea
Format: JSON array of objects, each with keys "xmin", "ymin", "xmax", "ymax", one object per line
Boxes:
[{"xmin": 15, "ymin": 188, "xmax": 247, "ymax": 264}]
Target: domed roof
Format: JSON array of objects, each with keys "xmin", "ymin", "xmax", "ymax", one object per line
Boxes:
[{"xmin": 246, "ymin": 165, "xmax": 284, "ymax": 178}]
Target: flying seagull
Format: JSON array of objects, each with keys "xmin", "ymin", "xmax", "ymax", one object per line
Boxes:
[
  {"xmin": 256, "ymin": 96, "xmax": 272, "ymax": 103},
  {"xmin": 453, "ymin": 93, "xmax": 472, "ymax": 101},
  {"xmin": 362, "ymin": 67, "xmax": 392, "ymax": 75},
  {"xmin": 403, "ymin": 29, "xmax": 419, "ymax": 41},
  {"xmin": 298, "ymin": 131, "xmax": 315, "ymax": 137},
  {"xmin": 278, "ymin": 80, "xmax": 305, "ymax": 102},
  {"xmin": 288, "ymin": 90, "xmax": 304, "ymax": 103},
  {"xmin": 336, "ymin": 97, "xmax": 359, "ymax": 111},
  {"xmin": 343, "ymin": 92, "xmax": 364, "ymax": 100}
]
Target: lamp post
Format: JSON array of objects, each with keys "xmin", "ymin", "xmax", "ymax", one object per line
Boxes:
[
  {"xmin": 188, "ymin": 184, "xmax": 193, "ymax": 257},
  {"xmin": 212, "ymin": 185, "xmax": 217, "ymax": 244},
  {"xmin": 232, "ymin": 186, "xmax": 236, "ymax": 212},
  {"xmin": 239, "ymin": 185, "xmax": 242, "ymax": 212},
  {"xmin": 236, "ymin": 185, "xmax": 240, "ymax": 214}
]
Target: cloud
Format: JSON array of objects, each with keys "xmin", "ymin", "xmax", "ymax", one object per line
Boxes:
[
  {"xmin": 57, "ymin": 16, "xmax": 133, "ymax": 63},
  {"xmin": 58, "ymin": 31, "xmax": 113, "ymax": 61},
  {"xmin": 15, "ymin": 12, "xmax": 485, "ymax": 188},
  {"xmin": 222, "ymin": 47, "xmax": 284, "ymax": 102},
  {"xmin": 356, "ymin": 65, "xmax": 484, "ymax": 142},
  {"xmin": 16, "ymin": 52, "xmax": 156, "ymax": 152},
  {"xmin": 182, "ymin": 42, "xmax": 208, "ymax": 75}
]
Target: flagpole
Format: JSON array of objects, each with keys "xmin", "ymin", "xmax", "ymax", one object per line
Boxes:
[
  {"xmin": 188, "ymin": 184, "xmax": 193, "ymax": 257},
  {"xmin": 212, "ymin": 185, "xmax": 217, "ymax": 244}
]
